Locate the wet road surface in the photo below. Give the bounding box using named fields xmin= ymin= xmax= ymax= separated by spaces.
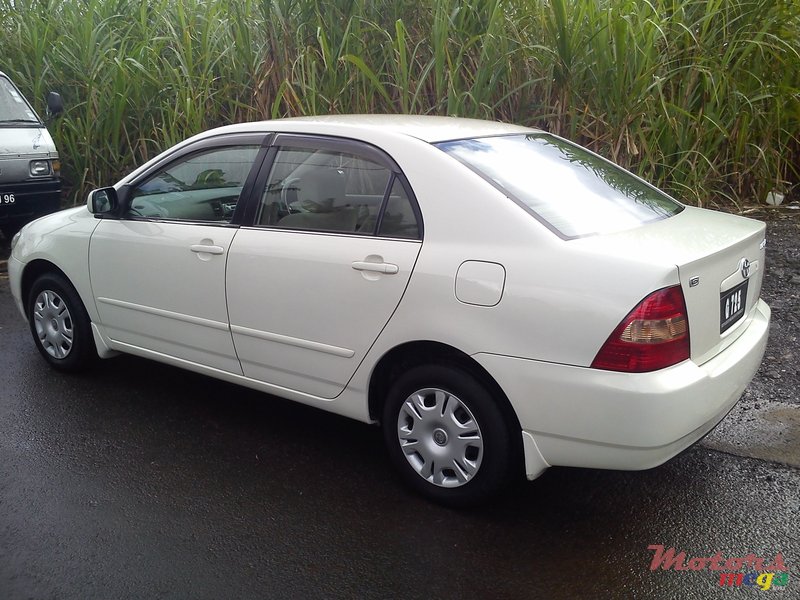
xmin=1 ymin=271 xmax=799 ymax=599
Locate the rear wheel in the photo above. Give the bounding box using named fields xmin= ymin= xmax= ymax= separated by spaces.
xmin=27 ymin=272 xmax=96 ymax=371
xmin=382 ymin=364 xmax=516 ymax=507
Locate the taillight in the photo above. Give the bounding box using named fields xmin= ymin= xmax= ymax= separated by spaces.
xmin=591 ymin=285 xmax=690 ymax=373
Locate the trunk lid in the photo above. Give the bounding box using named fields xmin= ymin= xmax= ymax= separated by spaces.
xmin=575 ymin=206 xmax=766 ymax=365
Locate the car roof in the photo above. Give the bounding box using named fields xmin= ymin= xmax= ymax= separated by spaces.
xmin=118 ymin=115 xmax=541 ymax=186
xmin=201 ymin=114 xmax=538 ymax=144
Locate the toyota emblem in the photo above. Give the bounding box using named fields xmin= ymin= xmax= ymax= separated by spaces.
xmin=740 ymin=258 xmax=751 ymax=279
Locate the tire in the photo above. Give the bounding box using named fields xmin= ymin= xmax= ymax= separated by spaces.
xmin=382 ymin=363 xmax=516 ymax=507
xmin=27 ymin=272 xmax=96 ymax=371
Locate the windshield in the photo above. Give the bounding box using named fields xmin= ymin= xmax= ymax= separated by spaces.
xmin=436 ymin=133 xmax=683 ymax=238
xmin=0 ymin=76 xmax=40 ymax=124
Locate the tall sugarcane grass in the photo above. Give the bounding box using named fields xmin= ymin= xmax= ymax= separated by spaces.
xmin=0 ymin=0 xmax=797 ymax=208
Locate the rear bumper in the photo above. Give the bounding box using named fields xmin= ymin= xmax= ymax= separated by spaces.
xmin=475 ymin=298 xmax=770 ymax=477
xmin=0 ymin=179 xmax=61 ymax=225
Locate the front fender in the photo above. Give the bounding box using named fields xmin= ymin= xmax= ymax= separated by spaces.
xmin=11 ymin=206 xmax=101 ymax=322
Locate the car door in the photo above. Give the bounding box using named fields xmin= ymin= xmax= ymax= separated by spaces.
xmin=226 ymin=134 xmax=423 ymax=398
xmin=88 ymin=134 xmax=268 ymax=373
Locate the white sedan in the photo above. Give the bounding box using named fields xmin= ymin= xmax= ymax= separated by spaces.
xmin=8 ymin=115 xmax=770 ymax=505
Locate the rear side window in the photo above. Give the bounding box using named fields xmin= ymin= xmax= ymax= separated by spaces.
xmin=436 ymin=134 xmax=683 ymax=238
xmin=257 ymin=147 xmax=391 ymax=234
xmin=256 ymin=144 xmax=421 ymax=239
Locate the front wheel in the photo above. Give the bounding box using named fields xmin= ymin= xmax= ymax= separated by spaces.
xmin=382 ymin=364 xmax=517 ymax=507
xmin=27 ymin=272 xmax=96 ymax=371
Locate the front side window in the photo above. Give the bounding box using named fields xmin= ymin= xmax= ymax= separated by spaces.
xmin=437 ymin=134 xmax=683 ymax=238
xmin=127 ymin=145 xmax=260 ymax=222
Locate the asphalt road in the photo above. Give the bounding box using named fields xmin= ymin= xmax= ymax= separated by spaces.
xmin=1 ymin=243 xmax=799 ymax=599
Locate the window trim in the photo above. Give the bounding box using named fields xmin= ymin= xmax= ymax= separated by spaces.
xmin=271 ymin=134 xmax=399 ymax=172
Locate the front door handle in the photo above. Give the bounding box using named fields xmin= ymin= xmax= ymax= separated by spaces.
xmin=351 ymin=261 xmax=399 ymax=275
xmin=190 ymin=244 xmax=225 ymax=255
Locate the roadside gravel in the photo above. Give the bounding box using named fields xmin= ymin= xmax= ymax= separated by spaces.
xmin=751 ymin=208 xmax=800 ymax=405
xmin=701 ymin=206 xmax=800 ymax=466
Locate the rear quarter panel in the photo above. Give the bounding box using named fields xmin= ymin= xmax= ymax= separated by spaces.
xmin=350 ymin=138 xmax=679 ymax=371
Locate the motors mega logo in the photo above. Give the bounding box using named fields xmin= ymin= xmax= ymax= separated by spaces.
xmin=648 ymin=545 xmax=790 ymax=591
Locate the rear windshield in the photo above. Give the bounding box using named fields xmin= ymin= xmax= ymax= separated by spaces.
xmin=0 ymin=76 xmax=40 ymax=125
xmin=436 ymin=133 xmax=683 ymax=238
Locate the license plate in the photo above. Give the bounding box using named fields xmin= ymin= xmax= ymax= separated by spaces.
xmin=720 ymin=280 xmax=748 ymax=333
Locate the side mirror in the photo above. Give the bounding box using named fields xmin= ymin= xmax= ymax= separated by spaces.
xmin=87 ymin=187 xmax=118 ymax=215
xmin=46 ymin=92 xmax=64 ymax=117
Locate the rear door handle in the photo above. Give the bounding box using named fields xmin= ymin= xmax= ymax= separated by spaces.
xmin=351 ymin=261 xmax=399 ymax=275
xmin=190 ymin=244 xmax=225 ymax=255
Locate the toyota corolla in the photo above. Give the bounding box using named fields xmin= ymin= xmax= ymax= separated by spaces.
xmin=8 ymin=115 xmax=770 ymax=505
